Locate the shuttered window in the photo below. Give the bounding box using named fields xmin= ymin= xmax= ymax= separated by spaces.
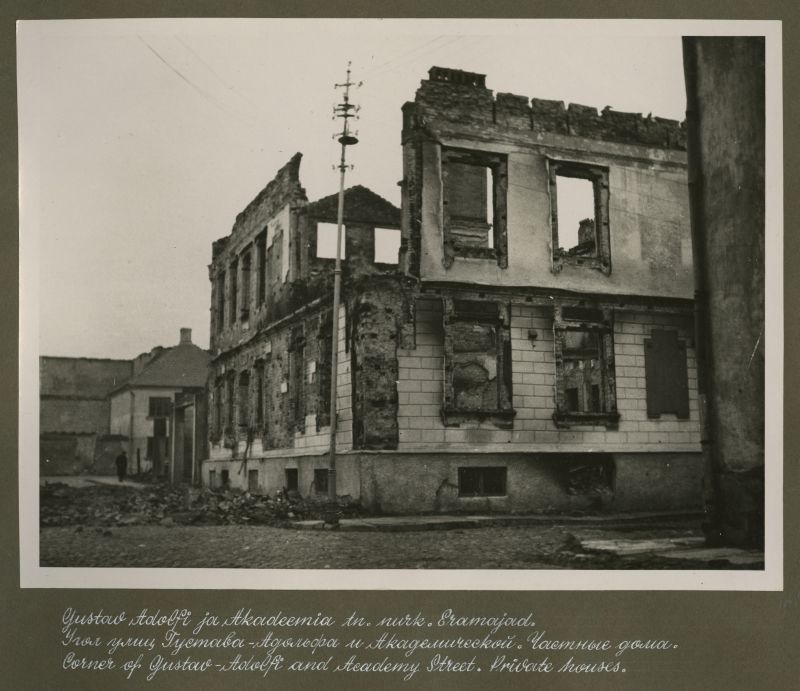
xmin=644 ymin=329 xmax=690 ymax=418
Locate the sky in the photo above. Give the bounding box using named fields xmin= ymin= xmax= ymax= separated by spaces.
xmin=19 ymin=19 xmax=687 ymax=359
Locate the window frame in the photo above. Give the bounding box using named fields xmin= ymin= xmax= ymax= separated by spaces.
xmin=442 ymin=298 xmax=515 ymax=429
xmin=552 ymin=303 xmax=619 ymax=427
xmin=458 ymin=466 xmax=508 ymax=497
xmin=441 ymin=147 xmax=508 ymax=269
xmin=548 ymin=159 xmax=611 ymax=275
xmin=148 ymin=396 xmax=171 ymax=418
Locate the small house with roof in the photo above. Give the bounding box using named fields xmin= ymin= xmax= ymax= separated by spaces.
xmin=109 ymin=328 xmax=210 ymax=481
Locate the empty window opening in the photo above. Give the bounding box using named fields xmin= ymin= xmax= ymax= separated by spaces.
xmin=316 ymin=223 xmax=346 ymax=259
xmin=562 ymin=330 xmax=605 ymax=414
xmin=549 ymin=161 xmax=610 ymax=273
xmin=209 ymin=469 xmax=217 ymax=489
xmin=248 ymin=469 xmax=259 ymax=493
xmin=374 ymin=227 xmax=401 ymax=264
xmin=314 ymin=468 xmax=329 ymax=494
xmin=458 ymin=467 xmax=507 ymax=497
xmin=238 ymin=371 xmax=250 ymax=428
xmin=556 ymin=175 xmax=596 ymax=256
xmin=554 ymin=306 xmax=618 ymax=426
xmin=217 ymin=270 xmax=226 ymax=331
xmin=214 ymin=380 xmax=223 ymax=434
xmin=285 ymin=468 xmax=298 ymax=492
xmin=241 ymin=250 xmax=251 ymax=320
xmin=256 ymin=232 xmax=267 ymax=306
xmin=559 ymin=458 xmax=615 ymax=498
xmin=221 ymin=469 xmax=230 ymax=487
xmin=441 ymin=148 xmax=508 ymax=267
xmin=225 ymin=374 xmax=235 ymax=428
xmin=229 ymin=257 xmax=239 ymax=324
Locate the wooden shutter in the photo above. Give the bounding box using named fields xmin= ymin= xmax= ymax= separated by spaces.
xmin=644 ymin=329 xmax=690 ymax=418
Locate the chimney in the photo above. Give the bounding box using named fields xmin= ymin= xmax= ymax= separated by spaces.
xmin=180 ymin=328 xmax=192 ymax=345
xmin=427 ymin=66 xmax=486 ymax=88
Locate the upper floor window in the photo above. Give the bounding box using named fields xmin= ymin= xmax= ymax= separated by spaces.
xmin=240 ymin=250 xmax=252 ymax=321
xmin=441 ymin=148 xmax=508 ymax=269
xmin=316 ymin=222 xmax=346 ymax=259
xmin=256 ymin=232 xmax=267 ymax=307
xmin=374 ymin=227 xmax=401 ymax=264
xmin=229 ymin=257 xmax=239 ymax=324
xmin=148 ymin=396 xmax=171 ymax=418
xmin=216 ymin=270 xmax=226 ymax=332
xmin=548 ymin=160 xmax=611 ymax=274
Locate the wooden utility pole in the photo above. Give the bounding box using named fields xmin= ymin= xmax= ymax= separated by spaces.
xmin=328 ymin=63 xmax=360 ymax=503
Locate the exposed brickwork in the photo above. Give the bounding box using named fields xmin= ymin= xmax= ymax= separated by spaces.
xmin=350 ymin=278 xmax=404 ymax=450
xmin=412 ymin=66 xmax=686 ymax=150
xmin=206 ymin=155 xmax=400 ymax=486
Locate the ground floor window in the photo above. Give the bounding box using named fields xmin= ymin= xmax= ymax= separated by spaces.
xmin=285 ymin=468 xmax=298 ymax=492
xmin=644 ymin=328 xmax=690 ymax=418
xmin=248 ymin=469 xmax=259 ymax=493
xmin=553 ymin=304 xmax=618 ymax=427
xmin=458 ymin=466 xmax=507 ymax=497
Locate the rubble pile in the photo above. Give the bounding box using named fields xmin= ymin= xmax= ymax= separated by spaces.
xmin=40 ymin=482 xmax=362 ymax=528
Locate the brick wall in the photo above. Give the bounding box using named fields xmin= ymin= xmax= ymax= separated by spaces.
xmin=396 ymin=298 xmax=700 ymax=452
xmin=40 ymin=357 xmax=132 ymax=399
xmin=207 ymin=304 xmax=352 ymax=463
xmin=40 ymin=398 xmax=110 ymax=435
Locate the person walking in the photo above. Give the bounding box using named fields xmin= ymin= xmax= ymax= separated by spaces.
xmin=115 ymin=450 xmax=128 ymax=483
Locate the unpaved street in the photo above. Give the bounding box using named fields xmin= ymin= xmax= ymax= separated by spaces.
xmin=40 ymin=522 xmax=721 ymax=570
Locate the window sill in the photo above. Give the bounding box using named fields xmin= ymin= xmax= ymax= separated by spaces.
xmin=552 ymin=252 xmax=611 ymax=275
xmin=450 ymin=244 xmax=497 ymax=261
xmin=553 ymin=411 xmax=620 ymax=429
xmin=442 ymin=407 xmax=516 ymax=430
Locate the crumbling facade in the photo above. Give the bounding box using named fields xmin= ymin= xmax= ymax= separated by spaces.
xmin=204 ymin=68 xmax=702 ymax=515
xmin=204 ymin=155 xmax=403 ymax=495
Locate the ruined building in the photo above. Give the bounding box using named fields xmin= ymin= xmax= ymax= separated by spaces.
xmin=204 ymin=156 xmax=402 ymax=495
xmin=205 ymin=67 xmax=701 ymax=514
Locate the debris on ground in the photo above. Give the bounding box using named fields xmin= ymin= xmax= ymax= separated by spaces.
xmin=40 ymin=481 xmax=362 ymax=528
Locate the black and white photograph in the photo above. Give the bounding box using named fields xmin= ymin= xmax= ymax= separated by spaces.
xmin=17 ymin=19 xmax=781 ymax=588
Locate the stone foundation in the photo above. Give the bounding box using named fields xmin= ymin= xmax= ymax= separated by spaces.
xmin=202 ymin=451 xmax=703 ymax=515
